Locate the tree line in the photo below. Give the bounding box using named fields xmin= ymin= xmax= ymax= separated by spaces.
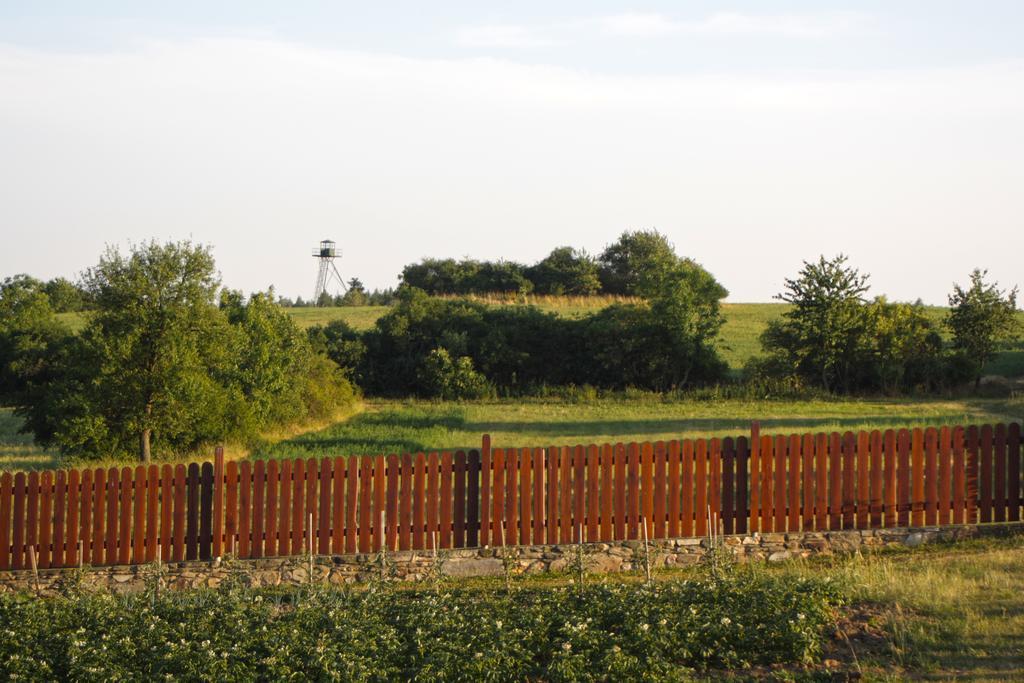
xmin=0 ymin=233 xmax=1019 ymax=464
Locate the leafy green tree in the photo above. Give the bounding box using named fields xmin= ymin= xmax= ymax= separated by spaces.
xmin=418 ymin=347 xmax=492 ymax=399
xmin=42 ymin=277 xmax=90 ymax=313
xmin=861 ymin=298 xmax=944 ymax=394
xmin=339 ymin=278 xmax=369 ymax=306
xmin=947 ymin=269 xmax=1020 ymax=388
xmin=598 ymin=230 xmax=727 ymax=302
xmin=527 ymin=247 xmax=601 ymax=295
xmin=761 ymin=255 xmax=870 ymax=393
xmin=0 ymin=275 xmax=70 ymax=404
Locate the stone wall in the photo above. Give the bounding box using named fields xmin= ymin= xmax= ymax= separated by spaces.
xmin=1 ymin=522 xmax=1020 ymax=595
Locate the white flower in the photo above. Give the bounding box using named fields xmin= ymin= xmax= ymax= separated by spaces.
xmin=562 ymin=642 xmax=572 ymax=651
xmin=640 ymin=623 xmax=650 ymax=632
xmin=495 ymin=620 xmax=503 ymax=629
xmin=720 ymin=617 xmax=731 ymax=626
xmin=658 ymin=619 xmax=667 ymax=626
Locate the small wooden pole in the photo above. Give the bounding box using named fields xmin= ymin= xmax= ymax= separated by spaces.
xmin=308 ymin=512 xmax=314 ymax=583
xmin=28 ymin=545 xmax=40 ymax=595
xmin=641 ymin=516 xmax=652 ymax=585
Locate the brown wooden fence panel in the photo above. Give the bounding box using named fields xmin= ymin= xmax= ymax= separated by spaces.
xmin=560 ymin=446 xmax=573 ymax=543
xmin=237 ymin=462 xmax=250 ymax=559
xmin=159 ymin=465 xmax=173 ymax=561
xmin=722 ymin=437 xmax=736 ymax=535
xmin=695 ymin=439 xmax=709 ymax=536
xmin=12 ymin=472 xmax=26 ymax=570
xmin=883 ymin=430 xmax=896 ymax=528
xmin=401 ymin=453 xmax=414 ymax=551
xmin=38 ymin=471 xmax=52 ymax=569
xmin=600 ymin=444 xmax=614 ymax=541
xmin=966 ymin=426 xmax=979 ymax=524
xmin=518 ymin=448 xmax=531 ymax=546
xmin=574 ymin=445 xmax=586 ymax=538
xmin=787 ymin=435 xmax=800 ymax=532
xmin=412 ymin=453 xmax=426 ymax=550
xmin=52 ymin=471 xmax=67 ymax=568
xmin=800 ymin=434 xmax=813 ymax=532
xmin=453 ymin=450 xmax=467 ymax=549
xmin=924 ymin=428 xmax=938 ymax=526
xmin=938 ymin=427 xmax=952 ymax=527
xmin=681 ymin=440 xmax=694 ymax=537
xmin=265 ymin=460 xmax=279 ymax=557
xmin=856 ymin=432 xmax=869 ymax=529
xmin=213 ymin=447 xmax=224 ymax=559
xmin=748 ymin=432 xmax=760 ymax=533
xmin=979 ymin=425 xmax=993 ymax=524
xmin=0 ymin=472 xmax=11 ymax=570
xmin=318 ymin=458 xmax=331 ymax=555
xmin=358 ymin=456 xmax=371 ymax=553
xmin=772 ymin=435 xmax=786 ymax=533
xmin=130 ymin=466 xmax=144 ymax=564
xmin=345 ymin=457 xmax=358 ymax=553
xmin=66 ymin=469 xmax=80 ymax=567
xmin=441 ymin=451 xmax=454 ymax=549
xmin=279 ymin=459 xmax=292 ymax=557
xmin=614 ymin=444 xmax=627 ymax=540
xmin=473 ymin=446 xmax=486 ymax=548
xmin=953 ymin=426 xmax=966 ymax=525
xmin=249 ymin=460 xmax=264 ymax=560
xmin=761 ymin=435 xmax=774 ymax=533
xmin=490 ymin=448 xmax=504 ymax=547
xmin=897 ymin=430 xmax=911 ymax=527
xmin=841 ymin=433 xmax=855 ymax=530
xmin=641 ymin=442 xmax=654 ymax=536
xmin=386 ymin=454 xmax=399 ymax=552
xmin=994 ymin=424 xmax=1007 ymax=523
xmin=736 ymin=436 xmax=749 ymax=535
xmin=200 ymin=462 xmax=213 ymax=560
xmin=187 ymin=462 xmax=202 ymax=561
xmin=710 ymin=438 xmax=723 ymax=533
xmin=667 ymin=440 xmax=681 ymax=537
xmin=536 ymin=447 xmax=548 ymax=545
xmin=1009 ymin=423 xmax=1022 ymax=523
xmin=544 ymin=446 xmax=558 ymax=544
xmin=586 ymin=445 xmax=599 ymax=543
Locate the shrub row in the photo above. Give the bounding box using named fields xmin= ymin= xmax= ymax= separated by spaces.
xmin=0 ymin=569 xmax=842 ymax=681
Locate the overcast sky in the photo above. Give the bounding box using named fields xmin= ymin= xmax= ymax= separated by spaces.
xmin=1 ymin=1 xmax=1021 ymax=304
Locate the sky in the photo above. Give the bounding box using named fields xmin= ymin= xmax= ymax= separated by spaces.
xmin=1 ymin=1 xmax=1022 ymax=304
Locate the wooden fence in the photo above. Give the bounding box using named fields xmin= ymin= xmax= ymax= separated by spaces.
xmin=0 ymin=422 xmax=1020 ymax=570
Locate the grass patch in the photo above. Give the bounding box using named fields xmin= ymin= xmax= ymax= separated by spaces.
xmin=256 ymin=396 xmax=1024 ymax=460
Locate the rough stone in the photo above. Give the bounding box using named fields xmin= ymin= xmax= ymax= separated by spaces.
xmin=767 ymin=551 xmax=792 ymax=563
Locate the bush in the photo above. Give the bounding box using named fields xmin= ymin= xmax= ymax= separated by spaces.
xmin=0 ymin=569 xmax=842 ymax=680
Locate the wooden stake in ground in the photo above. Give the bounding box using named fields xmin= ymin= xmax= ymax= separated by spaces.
xmin=641 ymin=517 xmax=652 ymax=585
xmin=28 ymin=545 xmax=40 ymax=596
xmin=308 ymin=512 xmax=315 ymax=584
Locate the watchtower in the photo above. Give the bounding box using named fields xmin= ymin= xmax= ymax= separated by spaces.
xmin=312 ymin=239 xmax=347 ymax=305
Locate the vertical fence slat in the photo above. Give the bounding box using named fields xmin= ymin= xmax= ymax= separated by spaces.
xmin=479 ymin=439 xmax=491 ymax=548
xmin=236 ymin=462 xmax=250 ymax=559
xmin=160 ymin=465 xmax=174 ymax=562
xmin=38 ymin=471 xmax=52 ymax=569
xmin=66 ymin=469 xmax=80 ymax=568
xmin=640 ymin=442 xmax=654 ymax=537
xmin=372 ymin=455 xmax=385 ymax=552
xmin=52 ymin=471 xmax=66 ymax=568
xmin=265 ymin=460 xmax=279 ymax=557
xmin=12 ymin=473 xmax=26 ymax=570
xmin=345 ymin=457 xmax=358 ymax=553
xmin=290 ymin=459 xmax=305 ymax=556
xmin=440 ymin=451 xmax=454 ymax=549
xmin=909 ymin=428 xmax=924 ymax=527
xmin=612 ymin=444 xmax=626 ymax=540
xmin=130 ymin=466 xmax=145 ymax=564
xmin=761 ymin=435 xmax=774 ymax=533
xmin=627 ymin=443 xmax=641 ymax=539
xmin=600 ymin=444 xmax=614 ymax=541
xmin=883 ymin=430 xmax=897 ymax=528
xmin=250 ymin=460 xmax=264 ymax=560
xmin=200 ymin=462 xmax=213 ymax=560
xmin=681 ymin=440 xmax=694 ymax=537
xmin=400 ymin=454 xmax=414 ymax=551
xmin=735 ymin=436 xmax=749 ymax=535
xmin=559 ymin=446 xmax=572 ymax=543
xmin=938 ymin=427 xmax=952 ymax=527
xmin=723 ymin=437 xmax=736 ymax=535
xmin=828 ymin=433 xmax=842 ymax=530
xmin=413 ymin=453 xmax=426 ymax=550
xmin=505 ymin=448 xmax=519 ymax=548
xmin=585 ymin=445 xmax=599 ymax=543
xmin=386 ymin=454 xmax=400 ymax=552
xmin=800 ymin=434 xmax=814 ymax=532
xmin=786 ymin=435 xmax=799 ymax=532
xmin=897 ymin=430 xmax=911 ymax=527
xmin=490 ymin=448 xmax=504 ymax=546
xmin=773 ymin=435 xmax=787 ymax=533
xmin=856 ymin=432 xmax=869 ymax=529
xmin=454 ymin=450 xmax=467 ymax=548
xmin=953 ymin=426 xmax=966 ymax=525
xmin=1009 ymin=423 xmax=1021 ymax=523
xmin=185 ymin=463 xmax=201 ymax=562
xmin=0 ymin=473 xmax=12 ymax=570
xmin=667 ymin=440 xmax=681 ymax=537
xmin=966 ymin=426 xmax=979 ymax=524
xmin=654 ymin=441 xmax=668 ymax=538
xmin=841 ymin=433 xmax=855 ymax=530
xmin=212 ymin=447 xmax=224 ymax=559
xmin=573 ymin=445 xmax=586 ymax=538
xmin=748 ymin=433 xmax=761 ymax=534
xmin=536 ymin=447 xmax=548 ymax=545
xmin=171 ymin=465 xmax=186 ymax=562
xmin=144 ymin=465 xmax=158 ymax=562
xmin=358 ymin=456 xmax=372 ymax=553
xmin=868 ymin=431 xmax=882 ymax=529
xmin=318 ymin=458 xmax=331 ymax=555
xmin=994 ymin=424 xmax=1007 ymax=523
xmin=544 ymin=446 xmax=558 ymax=544
xmin=26 ymin=472 xmax=39 ymax=569
xmin=278 ymin=460 xmax=292 ymax=557
xmin=694 ymin=440 xmax=708 ymax=536
xmin=925 ymin=428 xmax=939 ymax=526
xmin=103 ymin=468 xmax=118 ymax=566
xmin=518 ymin=448 xmax=531 ymax=546
xmin=979 ymin=425 xmax=993 ymax=524
xmin=306 ymin=458 xmax=319 ymax=553
xmin=115 ymin=468 xmax=131 ymax=566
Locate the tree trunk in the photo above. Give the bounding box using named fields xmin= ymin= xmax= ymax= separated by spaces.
xmin=140 ymin=428 xmax=151 ymax=463
xmin=139 ymin=402 xmax=153 ymax=463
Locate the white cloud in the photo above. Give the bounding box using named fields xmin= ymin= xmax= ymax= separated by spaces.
xmin=454 ymin=24 xmax=559 ymax=49
xmin=598 ymin=11 xmax=869 ymax=39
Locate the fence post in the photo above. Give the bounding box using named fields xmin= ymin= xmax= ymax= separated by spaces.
xmin=213 ymin=446 xmax=224 ymax=558
xmin=750 ymin=421 xmax=760 ymax=533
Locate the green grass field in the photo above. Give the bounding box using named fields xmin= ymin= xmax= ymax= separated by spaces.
xmin=252 ymin=396 xmax=1024 ymax=461
xmin=57 ymin=301 xmax=1024 ymax=377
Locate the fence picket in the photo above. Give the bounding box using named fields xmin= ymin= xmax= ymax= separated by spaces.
xmin=613 ymin=444 xmax=627 ymax=540
xmin=924 ymin=428 xmax=938 ymax=526
xmin=518 ymin=448 xmax=531 ymax=546
xmin=869 ymin=431 xmax=883 ymax=529
xmin=1009 ymin=423 xmax=1021 ymax=523
xmin=279 ymin=460 xmax=292 ymax=557
xmin=735 ymin=436 xmax=749 ymax=535
xmin=856 ymin=432 xmax=869 ymax=529
xmin=774 ymin=435 xmax=787 ymax=533
xmin=979 ymin=425 xmax=993 ymax=524
xmin=786 ymin=435 xmax=799 ymax=532
xmin=883 ymin=430 xmax=897 ymax=528
xmin=994 ymin=424 xmax=1007 ymax=523
xmin=600 ymin=444 xmax=614 ymax=541
xmin=441 ymin=451 xmax=454 ymax=549
xmin=454 ymin=450 xmax=467 ymax=548
xmin=266 ymin=460 xmax=279 ymax=557
xmin=145 ymin=465 xmax=158 ymax=562
xmin=250 ymin=461 xmax=264 ymax=560
xmin=38 ymin=471 xmax=53 ymax=569
xmin=413 ymin=453 xmax=426 ymax=550
xmin=536 ymin=447 xmax=548 ymax=544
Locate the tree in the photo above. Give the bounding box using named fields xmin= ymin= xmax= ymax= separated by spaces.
xmin=42 ymin=277 xmax=89 ymax=313
xmin=527 ymin=247 xmax=601 ymax=295
xmin=339 ymin=278 xmax=369 ymax=306
xmin=0 ymin=275 xmax=70 ymax=404
xmin=947 ymin=269 xmax=1020 ymax=388
xmin=762 ymin=255 xmax=870 ymax=393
